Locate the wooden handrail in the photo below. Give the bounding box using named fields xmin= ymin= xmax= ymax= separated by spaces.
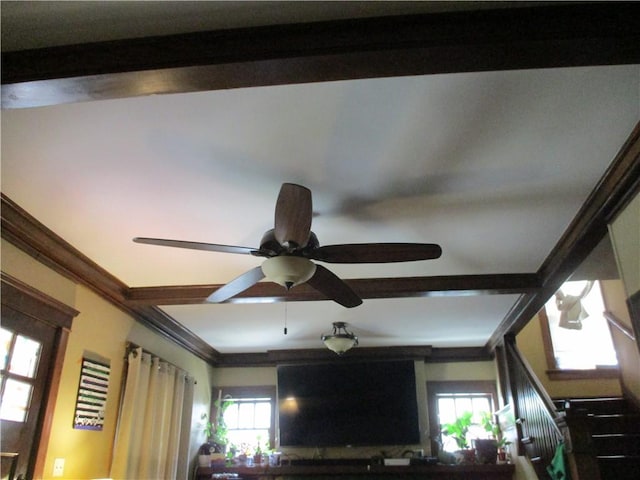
xmin=604 ymin=310 xmax=636 ymax=341
xmin=505 ymin=340 xmax=564 ymax=438
xmin=503 ymin=336 xmax=566 ymax=479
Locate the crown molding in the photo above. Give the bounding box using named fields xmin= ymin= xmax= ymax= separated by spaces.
xmin=1 ymin=193 xmax=221 ymax=365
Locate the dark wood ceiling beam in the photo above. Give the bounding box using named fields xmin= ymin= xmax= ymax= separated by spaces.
xmin=125 ymin=273 xmax=540 ymax=305
xmin=216 ymin=345 xmax=492 ymax=367
xmin=3 ymin=3 xmax=639 ymax=108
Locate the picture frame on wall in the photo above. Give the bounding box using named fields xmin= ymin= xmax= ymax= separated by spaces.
xmin=72 ymin=352 xmax=111 ymax=431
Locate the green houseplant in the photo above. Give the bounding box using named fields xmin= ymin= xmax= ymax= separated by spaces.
xmin=474 ymin=412 xmax=511 ymax=464
xmin=441 ymin=411 xmax=475 ymax=464
xmin=253 ymin=434 xmax=265 ymax=465
xmin=198 ymin=412 xmax=216 ymax=467
xmin=201 ymin=396 xmax=234 ymax=460
xmin=215 ymin=396 xmax=234 ymax=449
xmin=442 ymin=411 xmax=472 ymax=450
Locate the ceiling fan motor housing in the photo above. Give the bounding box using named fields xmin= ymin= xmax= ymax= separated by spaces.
xmin=259 ymin=229 xmax=319 ymax=255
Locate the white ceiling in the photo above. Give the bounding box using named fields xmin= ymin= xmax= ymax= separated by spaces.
xmin=2 ymin=2 xmax=639 ymax=354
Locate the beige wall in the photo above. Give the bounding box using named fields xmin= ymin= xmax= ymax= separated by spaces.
xmin=1 ymin=238 xmax=77 ymax=306
xmin=608 ymin=191 xmax=640 ymax=402
xmin=601 ymin=280 xmax=640 ymax=401
xmin=424 ymin=361 xmax=497 ymax=383
xmin=609 ymin=191 xmax=640 ymax=296
xmin=1 ymin=240 xmax=215 ymax=480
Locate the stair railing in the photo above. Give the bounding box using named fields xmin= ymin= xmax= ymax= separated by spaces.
xmin=604 ymin=310 xmax=636 ymax=342
xmin=502 ymin=335 xmax=567 ymax=478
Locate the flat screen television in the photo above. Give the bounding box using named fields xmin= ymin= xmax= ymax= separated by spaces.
xmin=277 ymin=359 xmax=420 ymax=447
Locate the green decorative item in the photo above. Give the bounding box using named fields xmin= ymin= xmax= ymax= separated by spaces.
xmin=476 ymin=411 xmax=511 ymax=464
xmin=442 ymin=411 xmax=473 ymax=449
xmin=480 ymin=411 xmax=511 ymax=448
xmin=202 ymin=395 xmax=234 ymax=454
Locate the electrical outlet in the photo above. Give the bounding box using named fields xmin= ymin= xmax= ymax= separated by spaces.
xmin=53 ymin=458 xmax=64 ymax=477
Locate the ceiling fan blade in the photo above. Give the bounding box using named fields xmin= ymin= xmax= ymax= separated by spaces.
xmin=274 ymin=183 xmax=312 ymax=249
xmin=206 ymin=266 xmax=265 ymax=303
xmin=306 ymin=264 xmax=362 ymax=308
xmin=309 ymin=243 xmax=442 ymax=263
xmin=133 ymin=237 xmax=261 ymax=256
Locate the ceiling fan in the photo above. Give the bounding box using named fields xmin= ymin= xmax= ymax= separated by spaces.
xmin=133 ymin=183 xmax=442 ymax=308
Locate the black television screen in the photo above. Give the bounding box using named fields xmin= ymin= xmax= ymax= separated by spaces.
xmin=277 ymin=359 xmax=420 ymax=447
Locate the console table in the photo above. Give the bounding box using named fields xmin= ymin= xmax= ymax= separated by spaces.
xmin=196 ymin=463 xmax=515 ymax=480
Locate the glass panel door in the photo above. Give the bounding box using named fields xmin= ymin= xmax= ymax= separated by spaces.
xmin=0 ymin=307 xmax=57 ymax=480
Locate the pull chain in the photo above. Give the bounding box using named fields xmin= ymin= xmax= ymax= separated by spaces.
xmin=284 ymin=302 xmax=288 ymax=335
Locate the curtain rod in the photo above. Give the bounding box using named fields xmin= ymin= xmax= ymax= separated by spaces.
xmin=125 ymin=341 xmax=195 ymax=383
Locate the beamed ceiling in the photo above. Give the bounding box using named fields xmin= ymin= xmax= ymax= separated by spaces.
xmin=1 ymin=2 xmax=639 ymax=366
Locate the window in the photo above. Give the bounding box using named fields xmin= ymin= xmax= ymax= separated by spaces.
xmin=0 ymin=327 xmax=42 ymax=422
xmin=215 ymin=386 xmax=275 ymax=452
xmin=427 ymin=381 xmax=498 ymax=454
xmin=540 ymin=280 xmax=618 ymax=378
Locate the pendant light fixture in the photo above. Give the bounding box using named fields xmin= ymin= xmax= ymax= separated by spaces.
xmin=321 ymin=322 xmax=358 ymax=355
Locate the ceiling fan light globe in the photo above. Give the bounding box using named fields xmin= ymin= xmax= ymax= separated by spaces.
xmin=322 ymin=335 xmax=358 ymax=355
xmin=261 ymin=256 xmax=316 ymax=288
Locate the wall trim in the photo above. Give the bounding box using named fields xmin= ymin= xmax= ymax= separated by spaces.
xmin=216 ymin=346 xmax=492 ymax=367
xmin=1 ymin=272 xmax=79 ymax=327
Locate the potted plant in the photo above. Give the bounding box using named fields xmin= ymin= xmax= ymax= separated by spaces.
xmin=474 ymin=412 xmax=511 ymax=464
xmin=252 ymin=434 xmax=271 ymax=465
xmin=253 ymin=439 xmax=263 ymax=465
xmin=198 ymin=439 xmax=212 ymax=468
xmin=441 ymin=411 xmax=475 ymax=464
xmin=209 ymin=396 xmax=234 ymax=452
xmin=198 ymin=413 xmax=216 ymax=467
xmin=236 ymin=442 xmax=251 ymax=465
xmin=200 ymin=396 xmax=234 ymax=466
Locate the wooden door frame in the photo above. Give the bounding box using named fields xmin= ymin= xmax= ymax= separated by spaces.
xmin=1 ymin=273 xmax=78 ymax=479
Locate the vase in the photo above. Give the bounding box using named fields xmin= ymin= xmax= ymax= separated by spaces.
xmin=474 ymin=439 xmax=498 ymax=464
xmin=212 ymin=441 xmax=227 ymax=454
xmin=453 ymin=448 xmax=476 ymax=464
